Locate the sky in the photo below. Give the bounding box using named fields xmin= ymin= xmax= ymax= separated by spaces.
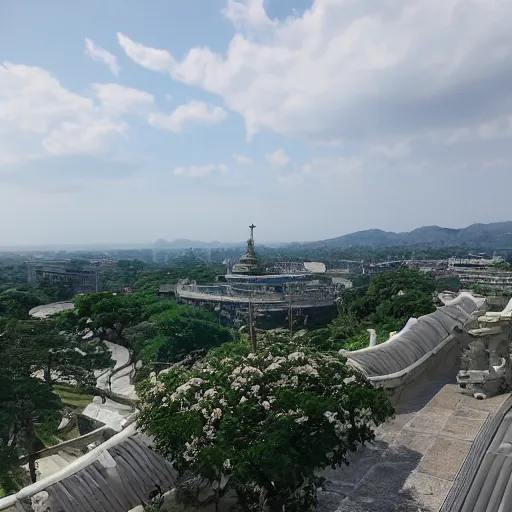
xmin=1 ymin=0 xmax=512 ymax=246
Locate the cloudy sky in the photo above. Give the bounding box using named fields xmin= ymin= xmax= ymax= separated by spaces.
xmin=1 ymin=0 xmax=512 ymax=246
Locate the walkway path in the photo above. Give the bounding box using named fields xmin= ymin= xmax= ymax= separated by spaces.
xmin=318 ymin=368 xmax=509 ymax=512
xmin=82 ymin=340 xmax=137 ymax=431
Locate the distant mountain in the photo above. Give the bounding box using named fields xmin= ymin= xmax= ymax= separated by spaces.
xmin=299 ymin=222 xmax=512 ymax=249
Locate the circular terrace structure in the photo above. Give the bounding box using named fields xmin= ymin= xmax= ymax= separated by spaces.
xmin=176 ymin=224 xmax=338 ymax=329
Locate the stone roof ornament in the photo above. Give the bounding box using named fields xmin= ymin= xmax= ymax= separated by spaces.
xmin=231 ymin=223 xmax=264 ymax=275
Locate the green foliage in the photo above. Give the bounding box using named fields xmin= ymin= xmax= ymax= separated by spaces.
xmin=0 ymin=288 xmax=47 ymax=319
xmin=0 ymin=358 xmax=63 ymax=489
xmin=142 ymin=306 xmax=233 ymax=365
xmin=134 ymin=263 xmax=225 ymax=294
xmin=366 ymin=268 xmax=436 ymax=302
xmin=138 ymin=336 xmax=393 ymax=511
xmin=73 ymin=291 xmax=160 ymax=339
xmin=472 ymin=284 xmax=494 ymax=296
xmin=317 ymin=269 xmax=437 ymax=352
xmin=0 ymin=312 xmax=112 ymax=487
xmin=492 ymin=261 xmax=512 ymax=270
xmin=100 ymin=259 xmax=147 ymax=292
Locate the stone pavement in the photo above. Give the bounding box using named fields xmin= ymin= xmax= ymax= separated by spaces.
xmin=318 ymin=369 xmax=509 ymax=512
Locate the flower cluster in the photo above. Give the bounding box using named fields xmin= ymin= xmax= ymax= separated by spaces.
xmin=138 ymin=338 xmax=393 ymax=511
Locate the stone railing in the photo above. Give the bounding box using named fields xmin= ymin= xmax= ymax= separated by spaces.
xmin=344 ymin=293 xmax=486 ymax=405
xmin=453 ymin=298 xmax=512 ymax=399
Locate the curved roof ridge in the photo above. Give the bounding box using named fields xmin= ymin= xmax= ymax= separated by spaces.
xmin=344 ymin=292 xmax=484 ymax=380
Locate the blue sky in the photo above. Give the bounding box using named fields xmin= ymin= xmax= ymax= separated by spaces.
xmin=2 ymin=0 xmax=512 ymax=246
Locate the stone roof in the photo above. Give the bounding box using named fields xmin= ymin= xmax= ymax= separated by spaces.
xmin=345 ymin=295 xmax=482 ymax=379
xmin=0 ymin=425 xmax=176 ymax=512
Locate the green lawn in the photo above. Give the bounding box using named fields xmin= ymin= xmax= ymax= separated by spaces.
xmin=53 ymin=384 xmax=93 ymax=408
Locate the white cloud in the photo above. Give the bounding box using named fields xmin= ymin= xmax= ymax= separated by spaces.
xmin=372 ymin=140 xmax=412 ymax=159
xmin=0 ymin=61 xmax=154 ymax=165
xmin=85 ymin=38 xmax=121 ymax=76
xmin=43 ymin=119 xmax=127 ymax=156
xmin=233 ymin=153 xmax=254 ymax=165
xmin=92 ymin=83 xmax=155 ymax=114
xmin=117 ymin=1 xmax=512 ymax=145
xmin=278 ymin=155 xmax=362 ymax=185
xmin=148 ymin=100 xmax=227 ymax=132
xmin=117 ymin=32 xmax=175 ymax=73
xmin=222 ymin=0 xmax=277 ymax=29
xmin=173 ymin=164 xmax=229 ymax=178
xmin=266 ymin=148 xmax=290 ymax=168
xmin=299 ymin=156 xmax=362 ymax=179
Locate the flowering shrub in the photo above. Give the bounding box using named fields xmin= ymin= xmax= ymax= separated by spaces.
xmin=138 ymin=338 xmax=393 ymax=511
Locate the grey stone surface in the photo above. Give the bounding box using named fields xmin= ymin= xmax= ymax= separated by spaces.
xmin=418 ymin=437 xmax=473 ymax=481
xmin=319 ymin=368 xmax=507 ymax=512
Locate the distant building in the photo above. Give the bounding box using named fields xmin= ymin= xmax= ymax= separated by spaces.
xmin=172 ymin=224 xmax=339 ymax=329
xmin=27 ymin=261 xmax=99 ymax=294
xmin=448 ymin=256 xmax=512 ymax=291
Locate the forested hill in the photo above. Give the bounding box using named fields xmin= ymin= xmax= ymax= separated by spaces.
xmin=295 ymin=221 xmax=512 ymax=249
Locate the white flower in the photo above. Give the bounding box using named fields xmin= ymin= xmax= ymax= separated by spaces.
xmin=251 ymin=385 xmax=260 ymax=395
xmin=176 ymin=383 xmax=192 ymax=394
xmin=204 ymin=388 xmax=217 ymax=398
xmin=292 ymin=364 xmax=319 ymax=377
xmin=231 ymin=366 xmax=243 ymax=376
xmin=288 ymin=352 xmax=305 ymax=361
xmin=247 ymin=352 xmax=257 ymax=359
xmin=176 ymin=377 xmax=204 ymax=394
xmin=324 ymin=411 xmax=337 ymax=423
xmin=295 ymin=416 xmax=309 ymax=424
xmin=343 ymin=375 xmax=356 ymax=384
xmin=223 ymin=459 xmax=232 ymax=469
xmin=149 ymin=372 xmax=157 ymax=385
xmin=240 ymin=396 xmax=248 ymax=404
xmin=265 ymin=362 xmax=282 ymax=372
xmin=219 ymin=398 xmax=228 ymax=407
xmin=262 ymin=401 xmax=271 ymax=410
xmin=211 ymin=408 xmax=223 ymax=420
xmin=241 ymin=366 xmax=264 ymax=377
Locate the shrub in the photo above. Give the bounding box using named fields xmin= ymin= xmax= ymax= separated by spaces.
xmin=138 ymin=339 xmax=393 ymax=511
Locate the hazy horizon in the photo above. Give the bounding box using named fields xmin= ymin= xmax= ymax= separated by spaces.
xmin=1 ymin=219 xmax=511 ymax=251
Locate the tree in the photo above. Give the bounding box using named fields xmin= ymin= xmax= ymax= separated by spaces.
xmin=0 ymin=335 xmax=63 ymax=485
xmin=0 ymin=289 xmax=47 ymax=320
xmin=366 ymin=268 xmax=436 ymax=303
xmin=142 ymin=306 xmax=234 ymax=365
xmin=2 ymin=319 xmax=112 ymax=388
xmin=73 ymin=292 xmax=157 ymax=340
xmin=138 ymin=336 xmax=393 ymax=511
